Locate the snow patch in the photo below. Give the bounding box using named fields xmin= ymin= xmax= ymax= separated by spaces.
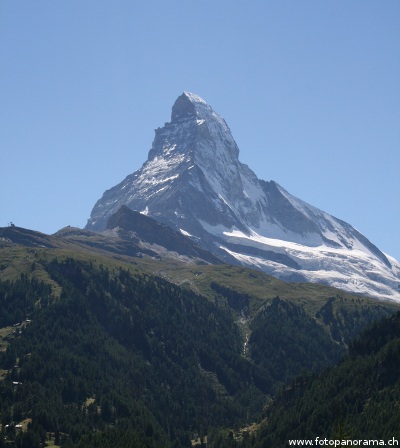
xmin=180 ymin=229 xmax=192 ymax=237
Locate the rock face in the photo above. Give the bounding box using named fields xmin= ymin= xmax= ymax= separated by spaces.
xmin=104 ymin=205 xmax=221 ymax=264
xmin=86 ymin=92 xmax=400 ymax=301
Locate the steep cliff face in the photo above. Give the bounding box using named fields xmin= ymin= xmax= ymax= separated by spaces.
xmin=86 ymin=92 xmax=400 ymax=301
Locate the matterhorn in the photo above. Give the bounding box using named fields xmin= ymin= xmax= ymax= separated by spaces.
xmin=87 ymin=92 xmax=400 ymax=301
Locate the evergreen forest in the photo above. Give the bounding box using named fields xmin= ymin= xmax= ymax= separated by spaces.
xmin=0 ymin=237 xmax=399 ymax=447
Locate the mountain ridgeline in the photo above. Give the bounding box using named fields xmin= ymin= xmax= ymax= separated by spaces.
xmin=105 ymin=205 xmax=221 ymax=264
xmin=86 ymin=92 xmax=400 ymax=301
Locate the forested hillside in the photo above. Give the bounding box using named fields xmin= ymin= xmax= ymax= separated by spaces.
xmin=214 ymin=311 xmax=400 ymax=447
xmin=0 ymin=230 xmax=399 ymax=447
xmin=0 ymin=259 xmax=270 ymax=447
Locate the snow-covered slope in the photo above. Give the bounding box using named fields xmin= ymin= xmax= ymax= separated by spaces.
xmin=86 ymin=92 xmax=400 ymax=301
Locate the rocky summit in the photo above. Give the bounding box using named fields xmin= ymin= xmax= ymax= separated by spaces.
xmin=86 ymin=92 xmax=400 ymax=301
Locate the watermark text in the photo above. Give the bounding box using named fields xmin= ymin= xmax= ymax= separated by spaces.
xmin=288 ymin=437 xmax=399 ymax=446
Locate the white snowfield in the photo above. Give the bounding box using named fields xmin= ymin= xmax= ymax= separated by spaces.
xmin=218 ymin=227 xmax=400 ymax=301
xmin=87 ymin=92 xmax=400 ymax=302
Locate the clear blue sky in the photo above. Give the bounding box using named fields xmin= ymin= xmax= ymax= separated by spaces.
xmin=1 ymin=1 xmax=399 ymax=260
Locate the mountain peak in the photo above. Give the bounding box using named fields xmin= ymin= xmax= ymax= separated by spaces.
xmin=171 ymin=92 xmax=196 ymax=122
xmin=182 ymin=91 xmax=207 ymax=105
xmin=149 ymin=91 xmax=239 ymax=168
xmin=86 ymin=94 xmax=400 ymax=301
xmin=171 ymin=91 xmax=209 ymax=122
